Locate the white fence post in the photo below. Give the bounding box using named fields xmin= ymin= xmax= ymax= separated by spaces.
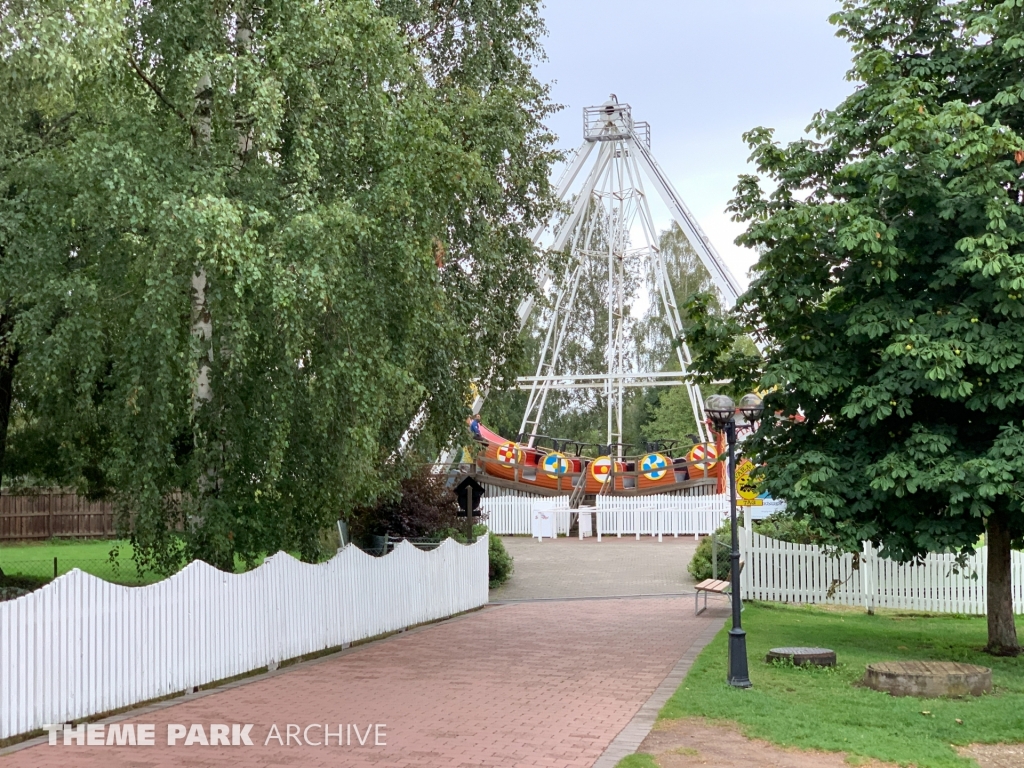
xmin=739 ymin=522 xmax=750 ymax=599
xmin=1015 ymin=549 xmax=1024 ymax=615
xmin=861 ymin=541 xmax=874 ymax=614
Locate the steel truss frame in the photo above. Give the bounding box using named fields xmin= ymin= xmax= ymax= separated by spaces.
xmin=512 ymin=99 xmax=741 ymax=455
xmin=448 ymin=98 xmax=742 ymax=466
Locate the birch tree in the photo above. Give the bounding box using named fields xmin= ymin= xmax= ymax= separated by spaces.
xmin=1 ymin=0 xmax=555 ymax=571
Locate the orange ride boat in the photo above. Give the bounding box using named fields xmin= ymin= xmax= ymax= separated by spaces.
xmin=468 ymin=418 xmax=722 ymax=497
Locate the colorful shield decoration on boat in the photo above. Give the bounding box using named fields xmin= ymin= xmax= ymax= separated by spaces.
xmin=687 ymin=443 xmax=719 ymax=472
xmin=541 ymin=451 xmax=570 ymax=478
xmin=640 ymin=452 xmax=670 ymax=481
xmin=590 ymin=455 xmax=613 ymax=484
xmin=495 ymin=441 xmax=524 ymax=465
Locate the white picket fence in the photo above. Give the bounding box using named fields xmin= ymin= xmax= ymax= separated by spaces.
xmin=0 ymin=538 xmax=488 ymax=741
xmin=479 ymin=494 xmax=734 ymax=539
xmin=741 ymin=529 xmax=1024 ymax=615
xmin=595 ymin=495 xmax=730 ymax=539
xmin=480 ymin=496 xmax=571 ymax=535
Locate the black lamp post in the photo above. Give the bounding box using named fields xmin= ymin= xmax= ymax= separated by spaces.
xmin=703 ymin=392 xmax=763 ymax=688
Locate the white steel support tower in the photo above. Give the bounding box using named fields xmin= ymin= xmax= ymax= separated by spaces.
xmin=511 ymin=98 xmax=742 ymax=455
xmin=442 ymin=97 xmax=743 ymax=468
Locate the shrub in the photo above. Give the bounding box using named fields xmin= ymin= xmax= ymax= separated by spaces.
xmin=349 ymin=469 xmax=460 ymax=542
xmin=754 ymin=512 xmax=817 ymax=545
xmin=436 ymin=522 xmax=487 ymax=544
xmin=488 ymin=533 xmax=513 ymax=588
xmin=350 ymin=471 xmax=512 ymax=586
xmin=689 ymin=520 xmax=735 ymax=582
xmin=0 ymin=572 xmax=49 ymax=603
xmin=688 ymin=513 xmax=820 ymax=582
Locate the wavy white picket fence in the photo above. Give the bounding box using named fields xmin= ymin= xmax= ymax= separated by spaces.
xmin=0 ymin=538 xmax=488 ymax=741
xmin=741 ymin=530 xmax=1024 ymax=615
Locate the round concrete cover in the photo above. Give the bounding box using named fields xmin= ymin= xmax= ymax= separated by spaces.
xmin=766 ymin=647 xmax=837 ymax=666
xmin=864 ymin=661 xmax=992 ymax=698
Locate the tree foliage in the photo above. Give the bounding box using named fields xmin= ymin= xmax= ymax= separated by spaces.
xmin=0 ymin=0 xmax=555 ymax=572
xmin=348 ymin=468 xmax=459 ymax=540
xmin=638 ymin=223 xmax=718 ymax=370
xmin=686 ymin=0 xmax=1024 ymax=654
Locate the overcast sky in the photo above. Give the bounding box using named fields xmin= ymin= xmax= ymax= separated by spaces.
xmin=534 ymin=0 xmax=856 ymax=289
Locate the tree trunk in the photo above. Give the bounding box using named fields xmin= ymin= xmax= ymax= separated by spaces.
xmin=192 ymin=67 xmax=213 ymax=408
xmin=985 ymin=509 xmax=1020 ymax=656
xmin=191 ymin=269 xmax=213 ymax=408
xmin=0 ymin=313 xmax=17 ymax=493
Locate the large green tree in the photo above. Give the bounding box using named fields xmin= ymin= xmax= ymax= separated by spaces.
xmin=0 ymin=1 xmax=120 ymax=494
xmin=1 ymin=0 xmax=555 ymax=571
xmin=688 ymin=0 xmax=1024 ymax=655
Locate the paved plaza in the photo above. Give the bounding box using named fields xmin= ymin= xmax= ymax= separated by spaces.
xmin=2 ymin=537 xmax=724 ymax=768
xmin=491 ymin=534 xmax=699 ymax=601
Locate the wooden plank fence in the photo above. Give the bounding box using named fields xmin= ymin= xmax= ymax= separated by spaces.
xmin=0 ymin=490 xmax=115 ymax=541
xmin=741 ymin=528 xmax=1024 ymax=615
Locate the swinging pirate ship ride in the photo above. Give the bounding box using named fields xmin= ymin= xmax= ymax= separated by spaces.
xmin=448 ymin=99 xmax=748 ymax=507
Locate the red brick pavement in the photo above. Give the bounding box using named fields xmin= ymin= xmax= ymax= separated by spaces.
xmin=2 ymin=597 xmax=725 ymax=767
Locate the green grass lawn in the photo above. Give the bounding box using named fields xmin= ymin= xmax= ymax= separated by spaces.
xmin=0 ymin=539 xmax=271 ymax=586
xmin=655 ymin=603 xmax=1024 ymax=768
xmin=0 ymin=539 xmax=160 ymax=585
xmin=613 ymin=756 xmax=658 ymax=768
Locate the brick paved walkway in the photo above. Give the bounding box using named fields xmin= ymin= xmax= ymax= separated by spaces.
xmin=3 ymin=598 xmax=726 ymax=768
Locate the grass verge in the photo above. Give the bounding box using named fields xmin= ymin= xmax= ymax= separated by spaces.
xmin=659 ymin=603 xmax=1024 ymax=768
xmin=0 ymin=539 xmax=158 ymax=586
xmin=0 ymin=539 xmax=270 ymax=587
xmin=614 ymin=755 xmax=658 ymax=768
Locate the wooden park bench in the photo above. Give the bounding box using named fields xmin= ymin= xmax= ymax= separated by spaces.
xmin=694 ymin=560 xmax=744 ymax=616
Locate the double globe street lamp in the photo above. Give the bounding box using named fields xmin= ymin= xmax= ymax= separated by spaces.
xmin=703 ymin=392 xmax=764 ymax=688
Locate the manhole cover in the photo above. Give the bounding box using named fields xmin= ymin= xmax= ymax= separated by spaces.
xmin=864 ymin=661 xmax=992 ymax=698
xmin=766 ymin=647 xmax=837 ymax=667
